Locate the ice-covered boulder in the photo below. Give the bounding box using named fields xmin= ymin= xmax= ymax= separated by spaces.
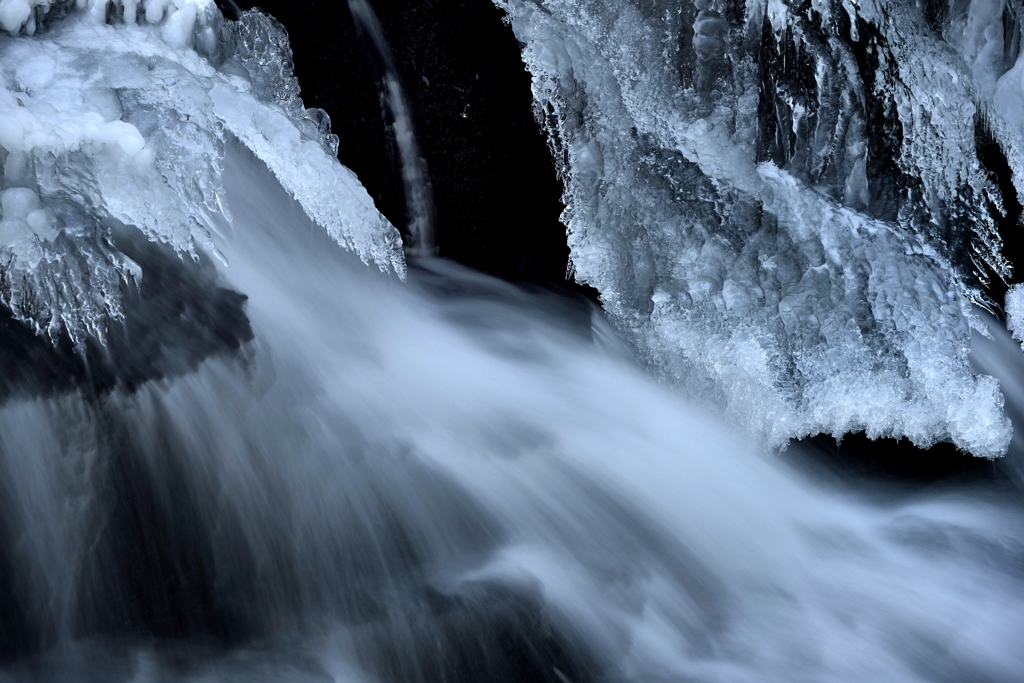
xmin=495 ymin=0 xmax=1024 ymax=457
xmin=0 ymin=0 xmax=404 ymax=346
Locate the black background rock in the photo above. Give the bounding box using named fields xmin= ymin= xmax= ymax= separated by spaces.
xmin=220 ymin=0 xmax=596 ymax=301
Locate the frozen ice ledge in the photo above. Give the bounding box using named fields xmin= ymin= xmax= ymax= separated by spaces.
xmin=0 ymin=0 xmax=405 ymax=347
xmin=489 ymin=0 xmax=1024 ymax=458
xmin=3 ymin=0 xmax=1023 ymax=459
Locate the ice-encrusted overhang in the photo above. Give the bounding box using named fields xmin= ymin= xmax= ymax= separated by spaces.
xmin=0 ymin=0 xmax=404 ymax=347
xmin=495 ymin=0 xmax=1024 ymax=457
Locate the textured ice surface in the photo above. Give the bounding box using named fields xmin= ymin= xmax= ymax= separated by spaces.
xmin=1006 ymin=284 xmax=1024 ymax=351
xmin=0 ymin=0 xmax=404 ymax=345
xmin=495 ymin=0 xmax=1023 ymax=456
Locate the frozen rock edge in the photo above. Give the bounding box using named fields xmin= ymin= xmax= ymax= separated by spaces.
xmin=0 ymin=0 xmax=405 ymax=347
xmin=495 ymin=0 xmax=1024 ymax=457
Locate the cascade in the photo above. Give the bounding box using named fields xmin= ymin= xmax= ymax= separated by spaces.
xmin=0 ymin=1 xmax=1022 ymax=681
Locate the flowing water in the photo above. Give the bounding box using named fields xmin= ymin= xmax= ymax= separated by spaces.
xmin=0 ymin=2 xmax=1023 ymax=682
xmin=347 ymin=0 xmax=435 ymax=255
xmin=0 ymin=135 xmax=1019 ymax=683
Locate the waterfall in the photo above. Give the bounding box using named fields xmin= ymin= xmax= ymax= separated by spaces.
xmin=0 ymin=1 xmax=1022 ymax=681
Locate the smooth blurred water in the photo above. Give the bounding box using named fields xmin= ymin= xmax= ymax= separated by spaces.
xmin=0 ymin=138 xmax=1022 ymax=683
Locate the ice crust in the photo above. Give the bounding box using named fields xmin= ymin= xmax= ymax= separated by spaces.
xmin=0 ymin=1 xmax=404 ymax=345
xmin=1006 ymin=284 xmax=1024 ymax=351
xmin=495 ymin=0 xmax=1023 ymax=456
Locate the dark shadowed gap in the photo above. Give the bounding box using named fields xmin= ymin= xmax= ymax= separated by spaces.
xmin=783 ymin=432 xmax=1016 ymax=496
xmin=219 ymin=0 xmax=598 ymax=303
xmin=976 ymin=113 xmax=1024 ymax=311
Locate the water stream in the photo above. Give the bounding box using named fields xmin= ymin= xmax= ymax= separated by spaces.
xmin=0 ymin=136 xmax=1019 ymax=682
xmin=0 ymin=2 xmax=1022 ymax=681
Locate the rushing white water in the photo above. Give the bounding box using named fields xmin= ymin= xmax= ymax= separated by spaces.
xmin=0 ymin=2 xmax=1023 ymax=681
xmin=0 ymin=131 xmax=1021 ymax=683
xmin=971 ymin=307 xmax=1024 ymax=481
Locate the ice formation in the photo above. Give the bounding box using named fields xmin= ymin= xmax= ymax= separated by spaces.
xmin=495 ymin=0 xmax=1024 ymax=456
xmin=0 ymin=0 xmax=404 ymax=346
xmin=1006 ymin=283 xmax=1024 ymax=350
xmin=3 ymin=0 xmax=1023 ymax=459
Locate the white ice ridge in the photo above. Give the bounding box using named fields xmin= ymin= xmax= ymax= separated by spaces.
xmin=1006 ymin=284 xmax=1024 ymax=352
xmin=494 ymin=0 xmax=1023 ymax=457
xmin=0 ymin=2 xmax=404 ymax=344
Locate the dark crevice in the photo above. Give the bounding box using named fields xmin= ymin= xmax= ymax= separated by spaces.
xmin=787 ymin=432 xmax=1014 ymax=495
xmin=918 ymin=0 xmax=948 ymax=34
xmin=842 ymin=14 xmax=923 ymax=224
xmin=218 ymin=0 xmax=597 ymax=301
xmin=975 ymin=112 xmax=1024 ymax=310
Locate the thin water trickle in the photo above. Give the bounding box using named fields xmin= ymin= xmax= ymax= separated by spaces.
xmin=347 ymin=0 xmax=436 ymax=256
